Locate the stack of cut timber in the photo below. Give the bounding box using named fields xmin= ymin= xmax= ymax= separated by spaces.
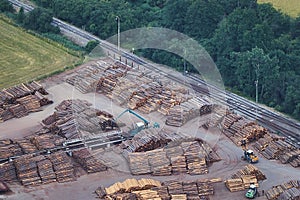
xmin=37 ymin=158 xmax=57 ymax=184
xmin=167 ymin=181 xmax=183 ymax=195
xmin=197 ymin=180 xmax=214 ymax=197
xmin=72 ymin=148 xmax=107 ymax=173
xmin=16 ymin=95 xmax=42 ymax=112
xmin=151 ymin=186 xmax=170 ymax=200
xmin=25 ymin=81 xmax=47 ymax=95
xmin=35 ymin=91 xmax=53 ymax=106
xmin=170 ymin=194 xmax=187 ymax=200
xmin=169 ymin=155 xmax=187 ymax=174
xmin=278 ymin=188 xmax=300 ymax=200
xmin=128 ymin=152 xmax=151 ymax=175
xmin=182 ymin=181 xmax=199 ymax=199
xmin=49 ymin=151 xmax=75 ymax=183
xmin=147 ymin=149 xmax=171 ymax=176
xmin=16 ymin=139 xmax=38 ymax=154
xmin=132 ymin=189 xmax=160 ymax=199
xmin=8 ymin=104 xmax=28 ymax=118
xmin=3 ymin=84 xmax=32 ymax=99
xmin=290 ymin=157 xmax=300 ymax=167
xmin=252 ymin=137 xmax=269 ymax=152
xmin=279 ymin=150 xmax=300 ymax=164
xmin=0 ymin=108 xmax=14 ymax=121
xmin=0 ymin=162 xmax=17 ymax=182
xmin=231 ymin=164 xmax=266 ymax=181
xmin=241 ymin=175 xmax=258 ymax=189
xmin=225 ymin=178 xmax=244 ymax=192
xmin=221 ymin=112 xmax=242 ymax=129
xmin=0 ymin=143 xmax=23 ymax=160
xmin=14 ymin=155 xmax=42 ymax=186
xmin=31 ymin=134 xmax=63 ymax=150
xmin=266 ymin=180 xmax=300 ymax=200
xmin=182 ymin=142 xmax=208 ymax=175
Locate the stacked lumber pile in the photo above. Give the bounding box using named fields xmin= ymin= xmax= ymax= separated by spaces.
xmin=166 ymin=97 xmax=212 ymax=127
xmin=105 ymin=178 xmax=161 ymax=195
xmin=37 ymin=158 xmax=57 ymax=184
xmin=98 ymin=178 xmax=219 ymax=199
xmin=231 ymin=164 xmax=266 ymax=181
xmin=41 ymin=99 xmax=116 ymax=139
xmin=0 ymin=82 xmax=51 ymax=122
xmin=0 ymin=162 xmax=17 ymax=182
xmin=278 ymin=188 xmax=300 ymax=200
xmin=16 ymin=95 xmax=42 ymax=112
xmin=266 ymin=180 xmax=300 ymax=200
xmin=48 ymin=151 xmax=75 ymax=183
xmin=148 ymin=149 xmax=172 ymax=176
xmin=31 ymin=134 xmax=64 ymax=150
xmin=16 ymin=139 xmax=38 ymax=154
xmin=182 ymin=141 xmax=208 ymax=175
xmin=222 ymin=112 xmax=268 ymax=145
xmin=251 ymin=134 xmax=300 ymax=167
xmin=127 ymin=139 xmax=218 ymax=176
xmin=14 ymin=155 xmax=42 ymax=186
xmin=0 ymin=141 xmax=23 ymax=160
xmin=128 ymin=152 xmax=151 ymax=175
xmin=120 ymin=129 xmax=183 ymax=154
xmin=72 ymin=148 xmax=107 ymax=173
xmin=225 ymin=178 xmax=244 ymax=192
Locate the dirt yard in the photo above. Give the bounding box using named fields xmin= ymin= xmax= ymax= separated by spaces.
xmin=0 ymin=59 xmax=299 ymax=200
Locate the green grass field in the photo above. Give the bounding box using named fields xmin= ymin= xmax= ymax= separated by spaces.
xmin=258 ymin=0 xmax=300 ymax=18
xmin=0 ymin=17 xmax=80 ymax=89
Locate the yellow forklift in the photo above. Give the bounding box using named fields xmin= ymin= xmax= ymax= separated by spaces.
xmin=241 ymin=139 xmax=259 ymax=163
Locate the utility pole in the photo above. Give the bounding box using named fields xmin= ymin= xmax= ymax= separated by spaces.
xmin=183 ymin=49 xmax=187 ymax=75
xmin=115 ymin=16 xmax=120 ymax=51
xmin=255 ymin=64 xmax=260 ymax=121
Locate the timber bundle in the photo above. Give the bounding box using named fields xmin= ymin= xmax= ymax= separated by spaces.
xmin=66 ymin=60 xmax=129 ymax=94
xmin=225 ymin=164 xmax=266 ymax=192
xmin=222 ymin=112 xmax=300 ymax=167
xmin=127 ymin=140 xmax=220 ymax=176
xmin=0 ymin=81 xmax=52 ymax=122
xmin=0 ymin=180 xmax=10 ymax=194
xmin=41 ymin=99 xmax=116 ymax=139
xmin=119 ymin=128 xmax=184 ymax=154
xmin=266 ymin=180 xmax=300 ymax=200
xmin=2 ymin=151 xmax=77 ymax=186
xmin=165 ymin=97 xmax=213 ymax=127
xmin=222 ymin=112 xmax=268 ymax=145
xmin=72 ymin=148 xmax=107 ymax=173
xmin=95 ymin=178 xmax=221 ymax=200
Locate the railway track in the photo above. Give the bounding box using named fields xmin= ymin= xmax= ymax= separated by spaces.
xmin=8 ymin=0 xmax=300 ymax=147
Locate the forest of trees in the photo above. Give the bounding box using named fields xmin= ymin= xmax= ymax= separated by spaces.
xmin=3 ymin=0 xmax=300 ymax=120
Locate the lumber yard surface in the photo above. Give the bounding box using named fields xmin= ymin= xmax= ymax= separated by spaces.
xmin=0 ymin=58 xmax=299 ymax=200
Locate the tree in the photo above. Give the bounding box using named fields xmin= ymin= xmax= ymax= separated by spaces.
xmin=23 ymin=8 xmax=59 ymax=33
xmin=0 ymin=0 xmax=14 ymax=12
xmin=16 ymin=7 xmax=25 ymax=24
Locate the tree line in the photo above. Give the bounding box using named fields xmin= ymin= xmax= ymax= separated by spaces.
xmin=2 ymin=0 xmax=300 ymax=120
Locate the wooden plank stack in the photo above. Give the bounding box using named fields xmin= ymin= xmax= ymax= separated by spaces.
xmin=128 ymin=152 xmax=151 ymax=175
xmin=14 ymin=155 xmax=42 ymax=186
xmin=98 ymin=178 xmax=219 ymax=199
xmin=37 ymin=158 xmax=57 ymax=184
xmin=0 ymin=180 xmax=10 ymax=193
xmin=148 ymin=149 xmax=172 ymax=176
xmin=166 ymin=97 xmax=212 ymax=127
xmin=48 ymin=151 xmax=76 ymax=183
xmin=266 ymin=180 xmax=300 ymax=200
xmin=16 ymin=138 xmax=38 ymax=154
xmin=72 ymin=148 xmax=107 ymax=173
xmin=231 ymin=164 xmax=266 ymax=181
xmin=31 ymin=134 xmax=64 ymax=150
xmin=225 ymin=178 xmax=244 ymax=192
xmin=0 ymin=81 xmax=51 ymax=122
xmin=0 ymin=162 xmax=17 ymax=182
xmin=0 ymin=142 xmax=23 ymax=160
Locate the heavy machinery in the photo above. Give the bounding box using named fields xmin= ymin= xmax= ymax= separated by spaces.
xmin=245 ymin=184 xmax=257 ymax=199
xmin=98 ymin=111 xmax=119 ymax=131
xmin=241 ymin=139 xmax=259 ymax=163
xmin=115 ymin=109 xmax=160 ymax=137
